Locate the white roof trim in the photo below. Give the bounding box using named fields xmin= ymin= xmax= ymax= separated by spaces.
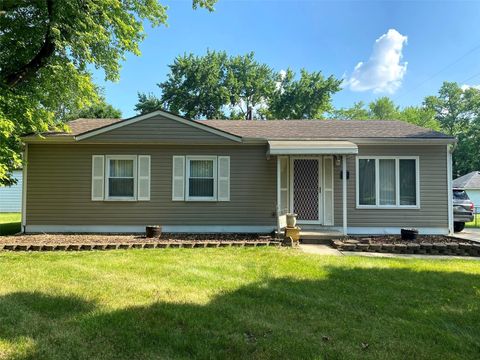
xmin=74 ymin=110 xmax=242 ymax=142
xmin=268 ymin=140 xmax=358 ymax=155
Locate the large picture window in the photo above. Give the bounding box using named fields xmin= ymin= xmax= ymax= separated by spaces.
xmin=186 ymin=156 xmax=217 ymax=201
xmin=106 ymin=155 xmax=137 ymax=200
xmin=356 ymin=157 xmax=419 ymax=208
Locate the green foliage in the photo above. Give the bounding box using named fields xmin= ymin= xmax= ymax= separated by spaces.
xmin=135 ymin=92 xmax=164 ymax=115
xmin=329 ymin=101 xmax=370 ymax=120
xmin=397 ymin=106 xmax=440 ymax=130
xmin=0 ymin=0 xmax=216 ymax=185
xmin=267 ymin=69 xmax=342 ymax=119
xmin=225 ymin=52 xmax=276 ymax=119
xmin=143 ymin=51 xmax=341 ymax=120
xmin=424 ymin=82 xmax=480 ymax=176
xmin=368 ymin=97 xmax=400 ymax=119
xmin=330 ymin=97 xmax=441 ymax=130
xmin=159 ymin=51 xmax=230 ymax=119
xmin=66 ymin=100 xmax=122 ymax=120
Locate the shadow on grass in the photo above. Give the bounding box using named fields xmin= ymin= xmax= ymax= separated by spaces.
xmin=0 ymin=221 xmax=21 ymax=236
xmin=0 ymin=267 xmax=479 ymax=359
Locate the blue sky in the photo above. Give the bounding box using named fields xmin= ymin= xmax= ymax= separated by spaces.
xmin=92 ymin=0 xmax=480 ymax=118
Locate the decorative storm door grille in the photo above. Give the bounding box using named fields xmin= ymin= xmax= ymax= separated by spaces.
xmin=293 ymin=159 xmax=319 ymax=221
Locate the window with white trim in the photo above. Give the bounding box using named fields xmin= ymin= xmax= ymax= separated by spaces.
xmin=106 ymin=155 xmax=137 ymax=200
xmin=186 ymin=156 xmax=217 ymax=201
xmin=356 ymin=157 xmax=419 ymax=208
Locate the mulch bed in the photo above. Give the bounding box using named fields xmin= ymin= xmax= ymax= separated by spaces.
xmin=332 ymin=235 xmax=480 ymax=257
xmin=0 ymin=233 xmax=280 ymax=251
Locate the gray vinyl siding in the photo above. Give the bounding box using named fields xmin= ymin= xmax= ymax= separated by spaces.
xmin=334 ymin=145 xmax=448 ymax=228
xmin=26 ymin=144 xmax=276 ymax=226
xmin=85 ymin=115 xmax=237 ymax=144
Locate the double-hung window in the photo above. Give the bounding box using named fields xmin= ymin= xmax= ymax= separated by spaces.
xmin=186 ymin=156 xmax=217 ymax=201
xmin=356 ymin=156 xmax=419 ymax=208
xmin=106 ymin=155 xmax=137 ymax=200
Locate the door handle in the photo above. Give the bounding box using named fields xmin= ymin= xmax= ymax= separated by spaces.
xmin=318 ymin=186 xmax=322 ymax=193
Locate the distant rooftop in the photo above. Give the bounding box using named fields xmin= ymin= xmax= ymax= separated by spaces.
xmin=453 ymin=171 xmax=480 ymax=189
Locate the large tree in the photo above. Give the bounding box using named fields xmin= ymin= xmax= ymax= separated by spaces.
xmin=368 ymin=97 xmax=400 ymax=119
xmin=330 ymin=97 xmax=440 ymax=130
xmin=159 ymin=51 xmax=229 ymax=119
xmin=136 ymin=51 xmax=340 ymax=120
xmin=135 ymin=92 xmax=163 ymax=115
xmin=0 ymin=0 xmax=216 ymax=185
xmin=225 ymin=52 xmax=276 ymax=119
xmin=424 ymin=82 xmax=480 ymax=176
xmin=267 ymin=69 xmax=342 ymax=119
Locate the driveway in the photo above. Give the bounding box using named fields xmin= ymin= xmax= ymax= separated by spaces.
xmin=451 ymin=228 xmax=480 ymax=243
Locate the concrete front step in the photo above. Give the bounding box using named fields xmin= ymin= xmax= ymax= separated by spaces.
xmin=300 ymin=230 xmax=345 ymax=244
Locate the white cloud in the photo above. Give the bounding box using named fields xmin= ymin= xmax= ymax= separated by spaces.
xmin=461 ymin=84 xmax=480 ymax=91
xmin=346 ymin=29 xmax=408 ymax=93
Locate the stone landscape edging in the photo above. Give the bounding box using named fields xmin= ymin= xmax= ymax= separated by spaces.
xmin=332 ymin=240 xmax=480 ymax=257
xmin=0 ymin=240 xmax=281 ymax=252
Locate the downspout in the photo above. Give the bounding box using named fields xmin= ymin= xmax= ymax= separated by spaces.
xmin=276 ymin=156 xmax=281 ymax=234
xmin=342 ymin=155 xmax=347 ymax=235
xmin=447 ymin=144 xmax=454 ymax=234
xmin=21 ymin=143 xmax=28 ymax=233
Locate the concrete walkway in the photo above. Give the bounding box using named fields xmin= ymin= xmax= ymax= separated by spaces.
xmin=299 ymin=243 xmax=480 ymax=260
xmin=450 ymin=228 xmax=480 ymax=243
xmin=299 ymin=244 xmax=342 ymax=256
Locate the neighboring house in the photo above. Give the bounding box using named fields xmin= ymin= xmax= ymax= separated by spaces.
xmin=453 ymin=171 xmax=480 ymax=207
xmin=0 ymin=170 xmax=23 ymax=213
xmin=21 ymin=110 xmax=456 ymax=235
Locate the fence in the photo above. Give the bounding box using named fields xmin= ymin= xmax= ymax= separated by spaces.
xmin=468 ymin=206 xmax=480 ymax=228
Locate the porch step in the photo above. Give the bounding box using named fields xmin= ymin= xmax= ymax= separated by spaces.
xmin=300 ymin=230 xmax=344 ymax=245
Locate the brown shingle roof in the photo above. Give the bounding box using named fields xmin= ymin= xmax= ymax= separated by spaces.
xmin=30 ymin=116 xmax=454 ymax=141
xmin=24 ymin=118 xmax=123 ymax=137
xmin=198 ymin=120 xmax=453 ymax=139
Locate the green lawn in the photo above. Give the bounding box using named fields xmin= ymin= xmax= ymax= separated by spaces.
xmin=466 ymin=213 xmax=480 ymax=228
xmin=0 ymin=248 xmax=479 ymax=359
xmin=0 ymin=213 xmax=21 ymax=236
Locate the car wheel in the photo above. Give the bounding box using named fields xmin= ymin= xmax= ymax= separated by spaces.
xmin=454 ymin=222 xmax=465 ymax=232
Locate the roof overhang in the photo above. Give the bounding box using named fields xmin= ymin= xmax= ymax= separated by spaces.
xmin=267 ymin=140 xmax=358 ymax=155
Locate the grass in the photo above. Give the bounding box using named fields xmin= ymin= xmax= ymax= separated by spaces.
xmin=0 ymin=248 xmax=479 ymax=359
xmin=0 ymin=213 xmax=21 ymax=236
xmin=466 ymin=213 xmax=480 ymax=228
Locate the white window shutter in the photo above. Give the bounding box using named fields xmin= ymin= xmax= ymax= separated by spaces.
xmin=91 ymin=155 xmax=105 ymax=201
xmin=172 ymin=156 xmax=185 ymax=201
xmin=217 ymin=156 xmax=230 ymax=201
xmin=137 ymin=155 xmax=151 ymax=201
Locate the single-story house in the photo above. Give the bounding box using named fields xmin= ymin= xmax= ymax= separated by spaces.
xmin=0 ymin=170 xmax=23 ymax=213
xmin=453 ymin=171 xmax=480 ymax=207
xmin=21 ymin=110 xmax=456 ymax=235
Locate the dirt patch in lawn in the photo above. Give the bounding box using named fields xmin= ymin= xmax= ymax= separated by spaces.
xmin=0 ymin=233 xmax=273 ymax=245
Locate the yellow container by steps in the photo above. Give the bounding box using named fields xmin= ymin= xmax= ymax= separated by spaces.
xmin=284 ymin=226 xmax=301 ymax=242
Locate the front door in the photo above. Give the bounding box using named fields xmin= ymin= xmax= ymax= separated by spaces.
xmin=292 ymin=158 xmax=322 ymax=223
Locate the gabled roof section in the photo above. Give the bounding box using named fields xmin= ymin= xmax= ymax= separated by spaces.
xmin=75 ymin=110 xmax=242 ymax=142
xmin=453 ymin=171 xmax=480 ymax=189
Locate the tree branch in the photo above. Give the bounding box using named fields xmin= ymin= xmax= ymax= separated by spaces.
xmin=2 ymin=0 xmax=56 ymax=88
